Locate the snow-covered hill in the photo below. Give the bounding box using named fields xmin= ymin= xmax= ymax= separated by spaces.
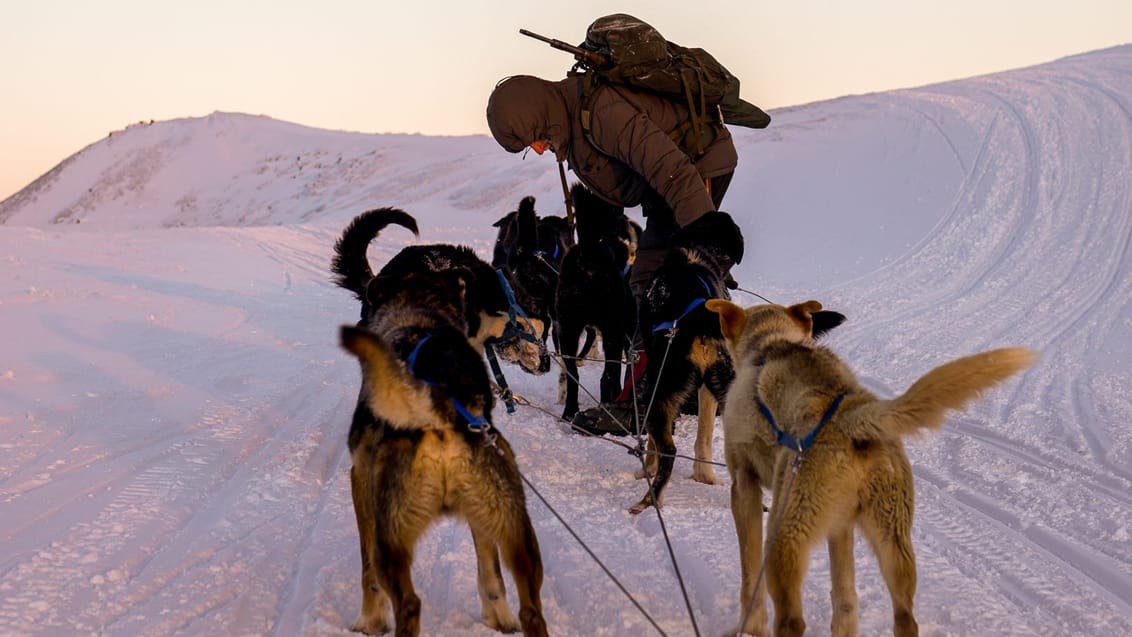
xmin=1 ymin=45 xmax=1130 ymax=636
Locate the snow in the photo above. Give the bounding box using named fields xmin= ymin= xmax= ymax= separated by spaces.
xmin=2 ymin=45 xmax=1131 ymax=636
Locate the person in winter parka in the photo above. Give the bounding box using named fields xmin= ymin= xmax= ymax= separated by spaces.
xmin=485 ymin=73 xmax=741 ymax=291
xmin=487 ymin=72 xmax=746 ymax=433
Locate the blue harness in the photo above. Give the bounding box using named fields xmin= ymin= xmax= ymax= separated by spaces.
xmin=495 ymin=269 xmax=542 ymax=345
xmin=652 ymin=275 xmax=714 ymax=334
xmin=407 ymin=333 xmax=490 ymax=432
xmin=756 ymin=392 xmax=846 ymax=453
xmin=489 ymin=268 xmax=550 ymax=414
xmin=533 ymin=242 xmax=561 ymax=263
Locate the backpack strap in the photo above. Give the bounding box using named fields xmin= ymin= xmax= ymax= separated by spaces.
xmin=579 ymin=72 xmax=610 ymax=157
xmin=579 ymin=72 xmax=716 ymax=162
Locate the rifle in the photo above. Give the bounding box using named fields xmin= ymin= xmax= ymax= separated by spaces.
xmin=519 ymin=29 xmax=608 ymax=70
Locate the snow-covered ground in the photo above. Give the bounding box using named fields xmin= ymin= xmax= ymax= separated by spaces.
xmin=1 ymin=45 xmax=1130 ymax=636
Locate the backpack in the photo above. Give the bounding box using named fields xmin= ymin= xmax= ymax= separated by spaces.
xmin=573 ymin=14 xmax=771 ymax=159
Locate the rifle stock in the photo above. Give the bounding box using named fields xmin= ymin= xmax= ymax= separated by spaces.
xmin=519 ymin=28 xmax=608 ymax=69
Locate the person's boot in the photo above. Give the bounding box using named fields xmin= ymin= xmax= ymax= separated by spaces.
xmin=569 ymin=284 xmax=651 ymax=437
xmin=569 ymin=348 xmax=648 ymax=436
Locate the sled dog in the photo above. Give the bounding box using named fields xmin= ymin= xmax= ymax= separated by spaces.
xmin=708 ymin=298 xmax=1035 ymax=637
xmin=489 ymin=195 xmax=569 ymax=375
xmin=334 ymin=213 xmax=546 ymax=636
xmin=555 ymin=183 xmax=638 ymax=420
xmin=628 ymin=213 xmax=845 ymax=513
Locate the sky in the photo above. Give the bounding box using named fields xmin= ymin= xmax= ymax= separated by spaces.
xmin=2 ymin=0 xmax=1131 ymax=201
xmin=1 ymin=45 xmax=1130 ymax=636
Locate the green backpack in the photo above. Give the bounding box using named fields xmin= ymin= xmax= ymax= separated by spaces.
xmin=574 ymin=14 xmax=771 ymax=159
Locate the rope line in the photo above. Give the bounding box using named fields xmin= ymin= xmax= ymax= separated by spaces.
xmin=515 ymin=469 xmax=669 ymax=636
xmin=510 ymin=326 xmax=703 ymax=636
xmin=733 ymin=287 xmax=775 ymax=304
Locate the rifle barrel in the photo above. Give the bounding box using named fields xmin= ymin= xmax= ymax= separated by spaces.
xmin=519 ymin=29 xmax=554 ymax=45
xmin=519 ymin=27 xmax=607 ymax=69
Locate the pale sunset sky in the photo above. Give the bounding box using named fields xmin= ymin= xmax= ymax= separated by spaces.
xmin=1 ymin=0 xmax=1129 ymax=201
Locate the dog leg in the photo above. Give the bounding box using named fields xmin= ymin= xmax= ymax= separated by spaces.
xmin=630 ymin=408 xmax=677 ymax=514
xmin=860 ymin=499 xmax=919 ymax=637
xmin=351 ymin=463 xmax=393 ymax=635
xmin=692 ymin=386 xmax=719 ymax=484
xmin=727 ymin=463 xmax=768 ymax=637
xmin=598 ymin=331 xmax=623 ymax=405
xmin=496 ymin=514 xmax=548 ymax=637
xmin=827 ymin=527 xmax=859 ymax=637
xmin=374 ymin=539 xmax=422 ymax=637
xmin=470 ymin=528 xmax=521 ymax=633
xmin=633 ymin=435 xmax=658 ymax=480
xmin=558 ymin=322 xmax=584 ymax=420
xmin=766 ymin=495 xmax=814 ymax=637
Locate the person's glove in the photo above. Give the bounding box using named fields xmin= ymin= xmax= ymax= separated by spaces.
xmin=672 ymin=211 xmax=745 ymax=268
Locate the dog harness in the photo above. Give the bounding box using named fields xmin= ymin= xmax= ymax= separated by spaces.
xmin=489 ymin=269 xmax=549 ymax=414
xmin=652 ymin=275 xmax=714 ymax=334
xmin=533 ymin=242 xmax=561 ymax=264
xmin=756 ymin=392 xmax=846 ymax=453
xmin=495 ymin=269 xmax=544 ymax=346
xmin=407 ymin=333 xmax=490 ymax=432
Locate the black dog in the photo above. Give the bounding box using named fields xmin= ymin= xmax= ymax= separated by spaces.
xmin=332 ymin=207 xmax=547 ymax=374
xmin=555 ymin=183 xmax=639 ymax=421
xmin=491 ymin=196 xmax=571 ymax=371
xmin=628 ymin=211 xmax=846 ymax=513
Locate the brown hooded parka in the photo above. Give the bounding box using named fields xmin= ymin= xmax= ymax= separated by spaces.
xmin=486 ymin=74 xmax=737 ymax=229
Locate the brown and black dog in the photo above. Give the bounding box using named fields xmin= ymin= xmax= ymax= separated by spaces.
xmin=334 ymin=213 xmax=547 ymax=637
xmin=628 ymin=212 xmax=848 ymax=514
xmin=490 ymin=195 xmax=570 ymax=375
xmin=709 ymin=298 xmax=1034 ymax=637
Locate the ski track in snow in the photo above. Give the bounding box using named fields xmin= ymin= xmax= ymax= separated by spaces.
xmin=826 ymin=54 xmax=1132 ymax=637
xmin=2 ymin=48 xmax=1132 ymax=636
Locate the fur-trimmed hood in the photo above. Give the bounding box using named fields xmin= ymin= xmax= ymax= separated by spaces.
xmin=486 ymin=75 xmax=571 ymax=161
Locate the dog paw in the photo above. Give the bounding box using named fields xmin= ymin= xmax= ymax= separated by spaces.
xmin=724 ymin=609 xmax=769 ymax=637
xmin=628 ymin=494 xmax=657 ymax=514
xmin=692 ymin=467 xmax=719 ymax=485
xmin=351 ymin=612 xmax=392 ymax=635
xmin=484 ymin=611 xmax=521 ymax=633
xmin=633 ymin=466 xmax=657 ymax=481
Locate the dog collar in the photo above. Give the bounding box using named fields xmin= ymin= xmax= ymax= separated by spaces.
xmin=407 ymin=333 xmax=490 ymax=432
xmin=495 ymin=269 xmax=542 ymax=345
xmin=652 ymin=275 xmax=714 ymax=334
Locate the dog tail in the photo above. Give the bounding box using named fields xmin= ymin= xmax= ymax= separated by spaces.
xmin=340 ymin=325 xmax=435 ymax=430
xmin=331 ymin=208 xmax=419 ymax=301
xmin=856 ymin=347 xmax=1036 ymax=438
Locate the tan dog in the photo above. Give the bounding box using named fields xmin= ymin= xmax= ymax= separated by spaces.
xmin=707 ymin=299 xmax=1035 ymax=637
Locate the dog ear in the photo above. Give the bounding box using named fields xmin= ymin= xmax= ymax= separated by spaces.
xmin=515 ymin=197 xmax=539 ymax=252
xmin=364 ymin=275 xmax=398 ymax=310
xmin=811 ymin=310 xmax=847 ymax=339
xmin=787 ymin=300 xmax=824 ymax=336
xmin=706 ymin=299 xmax=747 ymax=343
xmin=492 ymin=211 xmax=514 ymax=228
